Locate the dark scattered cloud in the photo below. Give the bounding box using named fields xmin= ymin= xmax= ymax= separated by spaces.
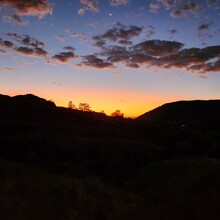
xmin=198 ymin=22 xmax=212 ymax=31
xmin=80 ymin=55 xmax=114 ymax=69
xmin=7 ymin=33 xmax=45 ymax=48
xmin=92 ymin=22 xmax=143 ymax=47
xmin=133 ymin=40 xmax=184 ymax=57
xmin=78 ymin=0 xmax=99 ymax=16
xmin=1 ymin=33 xmax=48 ymax=58
xmin=109 ymin=0 xmax=130 ymax=7
xmin=63 ymin=46 xmax=76 ymax=52
xmin=0 ymin=37 xmax=14 ymax=47
xmin=2 ymin=14 xmax=28 ymax=25
xmin=104 ymin=45 xmax=130 ymax=63
xmin=15 ymin=46 xmax=47 ymax=57
xmin=0 ymin=0 xmax=52 ymax=18
xmin=198 ymin=22 xmax=213 ymax=43
xmin=52 ymin=52 xmax=76 ymax=64
xmin=170 ymin=2 xmax=203 ymax=18
xmin=82 ymin=25 xmax=220 ymax=73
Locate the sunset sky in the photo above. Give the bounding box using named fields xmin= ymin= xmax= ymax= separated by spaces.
xmin=0 ymin=0 xmax=220 ymax=117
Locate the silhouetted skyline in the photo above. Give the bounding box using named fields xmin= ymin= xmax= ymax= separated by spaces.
xmin=0 ymin=0 xmax=220 ymax=117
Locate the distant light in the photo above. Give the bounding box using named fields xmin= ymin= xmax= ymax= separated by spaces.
xmin=109 ymin=13 xmax=112 ymax=16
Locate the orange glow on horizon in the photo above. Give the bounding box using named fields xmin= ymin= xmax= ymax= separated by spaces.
xmin=1 ymin=87 xmax=182 ymax=118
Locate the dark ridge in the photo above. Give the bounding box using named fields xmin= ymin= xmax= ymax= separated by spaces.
xmin=12 ymin=94 xmax=56 ymax=108
xmin=137 ymin=100 xmax=220 ymax=123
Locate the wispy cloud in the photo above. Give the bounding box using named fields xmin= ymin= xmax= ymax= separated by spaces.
xmin=78 ymin=0 xmax=99 ymax=16
xmin=56 ymin=35 xmax=66 ymax=42
xmin=168 ymin=29 xmax=178 ymax=35
xmin=198 ymin=22 xmax=213 ymax=43
xmin=149 ymin=2 xmax=160 ymax=13
xmin=2 ymin=14 xmax=28 ymax=25
xmin=0 ymin=67 xmax=14 ymax=71
xmin=149 ymin=1 xmax=203 ymax=18
xmin=109 ymin=0 xmax=130 ymax=7
xmin=0 ymin=49 xmax=7 ymax=54
xmin=145 ymin=25 xmax=155 ymax=38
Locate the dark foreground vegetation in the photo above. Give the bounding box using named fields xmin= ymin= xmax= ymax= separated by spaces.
xmin=0 ymin=94 xmax=220 ymax=220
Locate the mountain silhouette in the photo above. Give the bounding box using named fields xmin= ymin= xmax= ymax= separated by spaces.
xmin=137 ymin=100 xmax=220 ymax=123
xmin=0 ymin=94 xmax=220 ymax=219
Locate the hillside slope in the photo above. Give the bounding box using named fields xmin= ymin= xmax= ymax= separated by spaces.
xmin=137 ymin=100 xmax=220 ymax=123
xmin=1 ymin=94 xmax=220 ymax=219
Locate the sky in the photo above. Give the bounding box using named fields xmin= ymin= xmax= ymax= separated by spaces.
xmin=0 ymin=0 xmax=220 ymax=117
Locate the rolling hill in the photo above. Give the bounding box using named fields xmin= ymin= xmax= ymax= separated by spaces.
xmin=0 ymin=94 xmax=220 ymax=220
xmin=137 ymin=100 xmax=220 ymax=123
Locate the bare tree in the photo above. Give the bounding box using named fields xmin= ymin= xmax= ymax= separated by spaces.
xmin=111 ymin=110 xmax=124 ymax=118
xmin=68 ymin=101 xmax=76 ymax=109
xmin=78 ymin=103 xmax=91 ymax=112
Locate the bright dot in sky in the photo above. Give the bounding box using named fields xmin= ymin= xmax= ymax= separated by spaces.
xmin=109 ymin=13 xmax=112 ymax=16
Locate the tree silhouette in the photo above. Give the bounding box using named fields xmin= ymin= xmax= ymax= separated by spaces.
xmin=78 ymin=103 xmax=91 ymax=112
xmin=111 ymin=110 xmax=124 ymax=118
xmin=68 ymin=101 xmax=76 ymax=109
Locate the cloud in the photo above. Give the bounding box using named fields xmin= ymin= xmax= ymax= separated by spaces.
xmin=149 ymin=2 xmax=160 ymax=13
xmin=78 ymin=8 xmax=86 ymax=16
xmin=56 ymin=35 xmax=66 ymax=42
xmin=0 ymin=67 xmax=14 ymax=71
xmin=207 ymin=0 xmax=219 ymax=6
xmin=198 ymin=22 xmax=212 ymax=31
xmin=52 ymin=52 xmax=76 ymax=64
xmin=112 ymin=70 xmax=124 ymax=75
xmin=80 ymin=23 xmax=220 ymax=74
xmin=170 ymin=2 xmax=203 ymax=18
xmin=15 ymin=46 xmax=47 ymax=57
xmin=150 ymin=46 xmax=220 ymax=73
xmin=6 ymin=33 xmax=45 ymax=48
xmin=150 ymin=1 xmax=203 ymax=18
xmin=104 ymin=45 xmax=131 ymax=63
xmin=63 ymin=46 xmax=76 ymax=52
xmin=1 ymin=33 xmax=48 ymax=58
xmin=78 ymin=0 xmax=99 ymax=16
xmin=168 ymin=29 xmax=178 ymax=35
xmin=93 ymin=22 xmax=143 ymax=47
xmin=198 ymin=23 xmax=213 ymax=42
xmin=145 ymin=25 xmax=155 ymax=38
xmin=0 ymin=37 xmax=14 ymax=47
xmin=45 ymin=60 xmax=54 ymax=65
xmin=2 ymin=14 xmax=28 ymax=25
xmin=0 ymin=0 xmax=52 ymax=18
xmin=160 ymin=0 xmax=178 ymax=10
xmin=109 ymin=0 xmax=130 ymax=7
xmin=0 ymin=49 xmax=7 ymax=54
xmin=79 ymin=55 xmax=114 ymax=69
xmin=133 ymin=40 xmax=184 ymax=57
